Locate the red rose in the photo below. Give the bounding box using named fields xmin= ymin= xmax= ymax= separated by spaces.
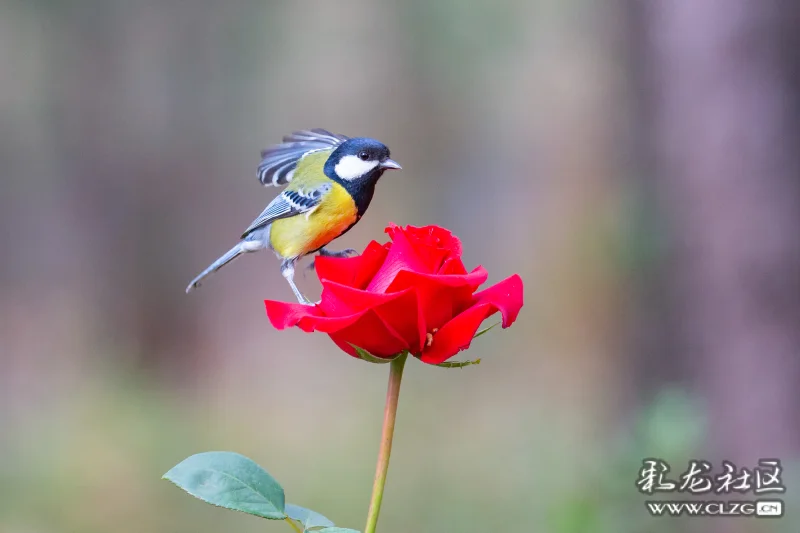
xmin=265 ymin=224 xmax=524 ymax=364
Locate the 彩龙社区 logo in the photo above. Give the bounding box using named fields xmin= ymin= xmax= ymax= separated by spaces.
xmin=636 ymin=458 xmax=785 ymax=518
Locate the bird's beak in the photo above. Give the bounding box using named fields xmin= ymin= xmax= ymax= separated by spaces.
xmin=380 ymin=159 xmax=402 ymax=170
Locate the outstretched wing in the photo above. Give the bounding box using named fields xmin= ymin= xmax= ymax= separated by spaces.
xmin=257 ymin=128 xmax=349 ymax=186
xmin=241 ymin=182 xmax=333 ymax=237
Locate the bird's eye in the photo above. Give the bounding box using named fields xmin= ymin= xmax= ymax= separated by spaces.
xmin=358 ymin=151 xmax=369 ymax=161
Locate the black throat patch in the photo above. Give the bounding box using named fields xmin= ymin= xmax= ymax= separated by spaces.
xmin=326 ymin=168 xmax=385 ymax=217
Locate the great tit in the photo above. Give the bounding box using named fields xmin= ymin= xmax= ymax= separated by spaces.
xmin=186 ymin=128 xmax=401 ymax=303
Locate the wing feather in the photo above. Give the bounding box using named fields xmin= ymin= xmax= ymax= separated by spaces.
xmin=257 ymin=128 xmax=349 ymax=186
xmin=241 ymin=182 xmax=333 ymax=237
xmin=272 ymin=158 xmax=298 ymax=185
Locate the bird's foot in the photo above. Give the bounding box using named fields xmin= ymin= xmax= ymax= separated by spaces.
xmin=319 ymin=248 xmax=358 ymax=258
xmin=295 ymin=295 xmax=319 ymax=306
xmin=307 ymin=248 xmax=359 ymax=271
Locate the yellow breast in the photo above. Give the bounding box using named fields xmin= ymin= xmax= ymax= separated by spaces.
xmin=269 ymin=182 xmax=358 ymax=259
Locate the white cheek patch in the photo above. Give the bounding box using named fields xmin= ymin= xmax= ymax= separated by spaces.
xmin=335 ymin=155 xmax=379 ymax=181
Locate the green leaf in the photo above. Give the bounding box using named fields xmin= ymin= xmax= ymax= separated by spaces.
xmin=350 ymin=344 xmax=403 ymax=364
xmin=285 ymin=503 xmax=335 ymax=530
xmin=473 ymin=321 xmax=500 ymax=339
xmin=316 ymin=529 xmax=360 ymax=533
xmin=163 ymin=451 xmax=286 ymax=520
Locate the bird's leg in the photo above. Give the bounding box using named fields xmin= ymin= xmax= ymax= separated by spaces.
xmin=281 ymin=258 xmax=311 ymax=304
xmin=307 ymin=247 xmax=359 ymax=271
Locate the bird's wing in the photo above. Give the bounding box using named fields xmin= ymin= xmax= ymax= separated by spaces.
xmin=257 ymin=128 xmax=349 ymax=186
xmin=241 ymin=182 xmax=333 ymax=237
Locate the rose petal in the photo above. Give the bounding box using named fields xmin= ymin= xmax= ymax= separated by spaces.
xmin=473 ymin=273 xmax=524 ymax=327
xmin=419 ymin=274 xmax=524 ymax=364
xmin=267 ymin=286 xmax=422 ymax=356
xmin=328 ymin=308 xmax=410 ymax=358
xmin=387 ymin=267 xmax=489 ymax=331
xmin=317 ymin=280 xmax=404 ymax=315
xmin=265 ymin=299 xmax=363 ymax=333
xmin=266 ymin=282 xmax=419 ymax=330
xmin=412 ymin=227 xmax=462 ymax=270
xmin=387 ymin=266 xmax=487 ymax=292
xmin=316 ymin=284 xmax=424 ymax=354
xmin=418 ymin=304 xmax=492 ymax=364
xmin=370 ymin=288 xmax=426 ymax=354
xmin=265 ymin=299 xmax=326 ymax=330
xmin=439 ymin=257 xmax=469 ymax=276
xmin=366 ymin=227 xmax=432 ymax=293
xmin=391 ymin=224 xmax=463 ymax=258
xmin=314 ymin=240 xmax=390 ymax=289
xmin=386 ymin=224 xmax=463 ymax=273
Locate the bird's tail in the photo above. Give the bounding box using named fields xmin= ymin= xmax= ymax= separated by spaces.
xmin=186 ymin=243 xmax=246 ymax=293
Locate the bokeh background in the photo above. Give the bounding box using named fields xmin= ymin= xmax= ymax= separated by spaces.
xmin=2 ymin=1 xmax=799 ymax=532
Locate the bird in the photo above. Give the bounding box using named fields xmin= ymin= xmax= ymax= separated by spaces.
xmin=186 ymin=128 xmax=402 ymax=303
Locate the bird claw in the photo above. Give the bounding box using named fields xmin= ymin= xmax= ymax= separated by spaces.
xmin=320 ymin=248 xmax=358 ymax=258
xmin=294 ymin=293 xmax=318 ymax=305
xmin=307 ymin=248 xmax=359 ymax=272
xmin=294 ymin=293 xmax=312 ymax=305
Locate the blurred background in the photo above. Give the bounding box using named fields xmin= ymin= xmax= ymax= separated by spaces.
xmin=1 ymin=1 xmax=799 ymax=532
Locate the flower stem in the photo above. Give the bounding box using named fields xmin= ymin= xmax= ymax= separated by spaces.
xmin=364 ymin=352 xmax=409 ymax=533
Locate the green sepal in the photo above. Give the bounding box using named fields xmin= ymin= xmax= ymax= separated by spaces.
xmin=434 ymin=358 xmax=482 ymax=369
xmin=162 ymin=451 xmax=286 ymax=520
xmin=285 ymin=503 xmax=335 ymax=531
xmin=350 ymin=344 xmax=405 ymax=364
xmin=473 ymin=321 xmax=500 ymax=339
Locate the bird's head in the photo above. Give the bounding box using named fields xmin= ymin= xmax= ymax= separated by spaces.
xmin=324 ymin=137 xmax=401 ymax=184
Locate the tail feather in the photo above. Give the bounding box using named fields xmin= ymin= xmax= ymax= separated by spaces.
xmin=186 ymin=244 xmax=246 ymax=293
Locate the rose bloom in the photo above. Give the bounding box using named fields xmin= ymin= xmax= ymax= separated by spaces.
xmin=265 ymin=224 xmax=523 ymax=364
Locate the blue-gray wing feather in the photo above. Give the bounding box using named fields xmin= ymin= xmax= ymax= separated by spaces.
xmin=241 ymin=182 xmax=333 ymax=237
xmin=257 ymin=128 xmax=349 ymax=186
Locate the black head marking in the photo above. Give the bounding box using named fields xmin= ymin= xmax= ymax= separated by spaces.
xmin=324 ymin=138 xmax=393 ymax=216
xmin=324 ymin=138 xmax=391 ymax=178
